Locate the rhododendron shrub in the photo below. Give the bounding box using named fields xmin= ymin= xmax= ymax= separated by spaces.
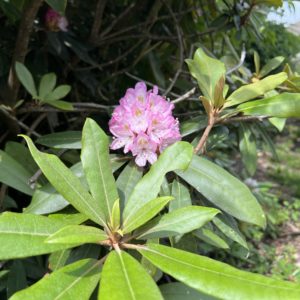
xmin=109 ymin=82 xmax=181 ymax=166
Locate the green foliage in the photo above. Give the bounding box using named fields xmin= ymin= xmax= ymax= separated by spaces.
xmin=2 ymin=1 xmax=300 ymax=298
xmin=15 ymin=62 xmax=73 ymax=110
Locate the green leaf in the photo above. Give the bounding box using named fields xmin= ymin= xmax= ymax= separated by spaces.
xmin=21 ymin=135 xmax=106 ymax=226
xmin=99 ymin=250 xmax=163 ymax=300
xmin=81 ymin=118 xmax=118 ymax=223
xmin=0 ymin=212 xmax=75 ymax=259
xmin=0 ymin=150 xmax=33 ymax=195
xmin=15 ymin=62 xmax=37 ymax=97
xmin=237 ymin=92 xmax=300 ymax=118
xmin=123 ymin=142 xmax=193 ymax=225
xmin=122 ymin=196 xmax=173 ymax=234
xmin=160 ymin=283 xmax=219 ymax=300
xmin=194 ymin=228 xmax=229 ymax=249
xmin=23 ymin=159 xmax=121 ymax=215
xmin=239 ymin=123 xmax=257 ymax=176
xmin=38 ymin=73 xmax=57 ymax=99
xmin=259 ymin=56 xmax=285 ymax=78
xmin=140 ymin=244 xmax=300 ymax=300
xmin=46 ymin=225 xmax=107 ymax=245
xmin=49 ymin=249 xmax=71 ymax=271
xmin=116 ymin=160 xmax=143 ymax=207
xmin=44 ymin=100 xmax=74 ymax=111
xmin=170 ymin=179 xmax=192 ymax=212
xmin=45 ymin=0 xmax=67 ymax=14
xmin=37 ymin=131 xmax=82 ymax=149
xmin=175 ymin=155 xmax=266 ymax=228
xmin=44 ymin=85 xmax=71 ymax=101
xmin=186 ymin=48 xmax=225 ymax=101
xmin=225 ymin=72 xmax=287 ymax=107
xmin=254 ymin=51 xmax=260 ymax=75
xmin=24 ymin=183 xmax=68 ymax=214
xmin=269 ymin=117 xmax=286 ymax=132
xmin=110 ymin=199 xmax=121 ymax=231
xmin=10 ymin=259 xmax=101 ymax=300
xmin=138 ymin=206 xmax=219 ymax=239
xmin=213 ymin=214 xmax=248 ymax=249
xmin=5 ymin=141 xmax=38 ymax=177
xmin=180 ymin=116 xmax=207 ymax=137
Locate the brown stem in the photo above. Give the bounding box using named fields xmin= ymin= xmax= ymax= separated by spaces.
xmin=89 ymin=0 xmax=107 ymax=42
xmin=194 ymin=110 xmax=217 ymax=154
xmin=6 ymin=0 xmax=43 ymax=107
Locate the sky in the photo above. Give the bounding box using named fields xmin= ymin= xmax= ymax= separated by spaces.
xmin=267 ymin=1 xmax=300 ymax=25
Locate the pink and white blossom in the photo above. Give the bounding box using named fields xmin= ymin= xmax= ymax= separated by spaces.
xmin=45 ymin=9 xmax=68 ymax=32
xmin=109 ymin=82 xmax=181 ymax=167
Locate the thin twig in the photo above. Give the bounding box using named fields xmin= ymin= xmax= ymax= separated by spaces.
xmin=100 ymin=2 xmax=136 ymax=37
xmin=89 ymin=0 xmax=107 ymax=42
xmin=226 ymin=44 xmax=246 ymax=75
xmin=163 ymin=1 xmax=184 ymax=96
xmin=172 ymin=87 xmax=196 ymax=104
xmin=0 ymin=107 xmax=40 ymax=137
xmin=6 ymin=0 xmax=43 ymax=106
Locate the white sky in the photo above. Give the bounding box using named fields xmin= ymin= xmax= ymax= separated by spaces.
xmin=267 ymin=1 xmax=300 ymax=25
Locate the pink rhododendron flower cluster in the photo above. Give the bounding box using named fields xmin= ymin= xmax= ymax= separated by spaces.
xmin=45 ymin=8 xmax=68 ymax=32
xmin=109 ymin=82 xmax=181 ymax=167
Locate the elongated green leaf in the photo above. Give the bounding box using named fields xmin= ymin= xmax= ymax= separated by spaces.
xmin=81 ymin=118 xmax=118 ymax=223
xmin=213 ymin=214 xmax=248 ymax=249
xmin=170 ymin=179 xmax=191 ymax=212
xmin=46 ymin=225 xmax=107 ymax=245
xmin=99 ymin=250 xmax=163 ymax=300
xmin=0 ymin=212 xmax=76 ymax=259
xmin=37 ymin=131 xmax=82 ymax=149
xmin=194 ymin=228 xmax=229 ymax=249
xmin=38 ymin=73 xmax=57 ymax=99
xmin=123 ymin=142 xmax=193 ymax=224
xmin=259 ymin=56 xmax=284 ymax=78
xmin=15 ymin=62 xmax=37 ymax=97
xmin=269 ymin=117 xmax=286 ymax=132
xmin=180 ymin=116 xmax=207 ymax=137
xmin=24 ymin=160 xmax=86 ymax=215
xmin=176 ymin=155 xmax=266 ymax=227
xmin=186 ymin=48 xmax=225 ymax=101
xmin=225 ymin=73 xmax=287 ymax=107
xmin=138 ymin=206 xmax=219 ymax=239
xmin=44 ymin=85 xmax=71 ymax=101
xmin=0 ymin=150 xmax=33 ymax=195
xmin=24 ymin=183 xmax=68 ymax=214
xmin=21 ymin=135 xmax=106 ymax=226
xmin=239 ymin=123 xmax=257 ymax=176
xmin=140 ymin=244 xmax=300 ymax=300
xmin=10 ymin=258 xmax=101 ymax=300
xmin=49 ymin=249 xmax=71 ymax=271
xmin=110 ymin=199 xmax=121 ymax=230
xmin=122 ymin=196 xmax=173 ymax=234
xmin=24 ymin=160 xmax=122 ymax=215
xmin=254 ymin=51 xmax=260 ymax=75
xmin=160 ymin=283 xmax=219 ymax=300
xmin=5 ymin=141 xmax=38 ymax=176
xmin=237 ymin=92 xmax=300 ymax=117
xmin=116 ymin=160 xmax=143 ymax=207
xmin=44 ymin=99 xmax=73 ymax=111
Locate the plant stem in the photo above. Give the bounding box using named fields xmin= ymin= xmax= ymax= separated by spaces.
xmin=194 ymin=110 xmax=217 ymax=154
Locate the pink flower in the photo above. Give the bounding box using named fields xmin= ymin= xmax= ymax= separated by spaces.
xmin=109 ymin=82 xmax=181 ymax=167
xmin=45 ymin=9 xmax=68 ymax=32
